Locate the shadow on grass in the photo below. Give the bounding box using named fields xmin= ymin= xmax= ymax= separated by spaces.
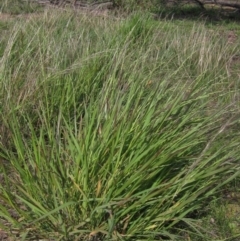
xmin=153 ymin=5 xmax=240 ymax=25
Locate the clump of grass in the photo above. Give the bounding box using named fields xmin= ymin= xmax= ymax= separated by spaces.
xmin=0 ymin=10 xmax=240 ymax=240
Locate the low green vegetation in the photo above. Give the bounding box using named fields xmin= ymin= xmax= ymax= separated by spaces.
xmin=0 ymin=0 xmax=43 ymax=14
xmin=0 ymin=3 xmax=240 ymax=241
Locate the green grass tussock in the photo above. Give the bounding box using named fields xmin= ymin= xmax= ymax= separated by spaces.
xmin=0 ymin=10 xmax=240 ymax=240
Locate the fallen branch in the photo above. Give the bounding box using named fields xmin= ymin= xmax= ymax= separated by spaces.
xmin=193 ymin=0 xmax=240 ymax=10
xmin=210 ymin=0 xmax=240 ymax=9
